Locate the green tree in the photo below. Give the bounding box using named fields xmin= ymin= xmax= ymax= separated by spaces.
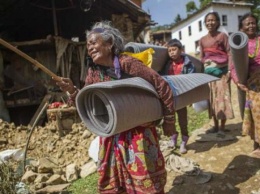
xmin=186 ymin=1 xmax=198 ymax=15
xmin=173 ymin=14 xmax=182 ymax=24
xmin=199 ymin=0 xmax=212 ymax=8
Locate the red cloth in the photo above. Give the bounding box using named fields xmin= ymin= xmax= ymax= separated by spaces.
xmin=85 ymin=55 xmax=170 ymax=194
xmin=168 ymin=58 xmax=184 ymax=75
xmin=98 ymin=126 xmax=166 ymax=194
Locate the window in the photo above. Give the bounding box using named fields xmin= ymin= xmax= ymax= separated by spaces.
xmin=198 ymin=21 xmax=202 ymax=31
xmin=179 ymin=31 xmax=182 ymax=40
xmin=222 ymin=15 xmax=227 ymax=26
xmin=188 ymin=26 xmax=191 ymax=36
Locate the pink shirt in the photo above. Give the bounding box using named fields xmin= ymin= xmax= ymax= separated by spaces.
xmin=248 ymin=37 xmax=260 ymax=72
xmin=230 ymin=36 xmax=260 ymax=83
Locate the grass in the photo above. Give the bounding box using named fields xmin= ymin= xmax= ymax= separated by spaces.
xmin=0 ymin=161 xmax=17 ymax=194
xmin=68 ymin=106 xmax=209 ymax=193
xmin=68 ymin=173 xmax=98 ymax=194
xmin=186 ymin=105 xmax=209 ymax=133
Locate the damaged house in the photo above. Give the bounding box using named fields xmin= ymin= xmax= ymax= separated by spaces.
xmin=0 ymin=0 xmax=151 ymax=125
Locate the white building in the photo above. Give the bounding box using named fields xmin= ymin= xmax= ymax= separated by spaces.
xmin=170 ymin=0 xmax=252 ymax=54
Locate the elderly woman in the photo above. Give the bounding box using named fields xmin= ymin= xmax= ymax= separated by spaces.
xmin=55 ymin=21 xmax=175 ymax=193
xmin=230 ymin=13 xmax=260 ymax=158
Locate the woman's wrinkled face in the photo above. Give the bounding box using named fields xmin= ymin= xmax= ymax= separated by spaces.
xmin=205 ymin=14 xmax=219 ymax=32
xmin=240 ymin=16 xmax=257 ymax=39
xmin=87 ymin=33 xmax=112 ymax=65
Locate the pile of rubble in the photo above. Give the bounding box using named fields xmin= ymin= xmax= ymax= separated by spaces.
xmin=0 ymin=108 xmax=98 ymax=193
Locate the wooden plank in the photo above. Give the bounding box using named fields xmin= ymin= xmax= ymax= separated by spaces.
xmin=0 ymin=38 xmax=61 ymax=81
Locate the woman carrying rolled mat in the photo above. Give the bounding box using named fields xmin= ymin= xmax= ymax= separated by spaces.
xmin=199 ymin=11 xmax=234 ymax=136
xmin=54 ymin=21 xmax=176 ymax=194
xmin=230 ymin=13 xmax=260 ymax=158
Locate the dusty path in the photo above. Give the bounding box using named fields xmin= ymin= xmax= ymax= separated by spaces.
xmin=164 ymin=83 xmax=260 ymax=194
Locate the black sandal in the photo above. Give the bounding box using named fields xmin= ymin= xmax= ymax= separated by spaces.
xmin=206 ymin=127 xmax=218 ymax=134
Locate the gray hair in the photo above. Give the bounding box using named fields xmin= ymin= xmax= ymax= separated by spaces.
xmin=86 ymin=21 xmax=125 ymax=56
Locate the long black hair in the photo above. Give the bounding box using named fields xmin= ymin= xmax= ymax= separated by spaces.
xmin=204 ymin=11 xmax=221 ymax=30
xmin=238 ymin=12 xmax=259 ymax=32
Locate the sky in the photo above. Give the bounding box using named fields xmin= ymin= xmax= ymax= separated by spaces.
xmin=142 ymin=0 xmax=200 ymax=26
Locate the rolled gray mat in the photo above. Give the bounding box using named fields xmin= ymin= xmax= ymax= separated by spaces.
xmin=228 ymin=31 xmax=249 ymax=118
xmin=124 ymin=42 xmax=203 ymax=73
xmin=76 ymin=77 xmax=163 ymax=137
xmin=76 ymin=73 xmax=219 ymax=137
xmin=163 ymin=74 xmax=213 ymax=110
xmin=228 ymin=31 xmax=248 ymax=84
xmin=124 ymin=42 xmax=169 ymax=72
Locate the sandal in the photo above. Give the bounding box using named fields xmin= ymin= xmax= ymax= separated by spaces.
xmin=206 ymin=127 xmax=218 ymax=134
xmin=216 ymin=131 xmax=226 ymax=138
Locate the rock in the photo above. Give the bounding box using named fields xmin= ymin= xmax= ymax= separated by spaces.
xmin=34 ymin=173 xmax=51 ymax=184
xmin=52 ymin=167 xmax=63 ymax=175
xmin=80 ymin=160 xmax=97 ymax=178
xmin=46 ymin=174 xmax=67 ymax=185
xmin=35 ymin=183 xmax=71 ymax=193
xmin=0 ymin=138 xmax=7 ymax=144
xmin=21 ymin=170 xmax=38 ymax=183
xmin=37 ymin=158 xmax=59 ymax=173
xmin=34 ymin=182 xmax=46 ymax=190
xmin=82 ymin=130 xmax=92 ymax=139
xmin=65 ymin=163 xmax=79 ymax=182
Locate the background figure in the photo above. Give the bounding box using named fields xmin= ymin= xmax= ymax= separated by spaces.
xmin=55 ymin=21 xmax=175 ymax=194
xmin=230 ymin=13 xmax=260 ymax=158
xmin=199 ymin=12 xmax=234 ymax=135
xmin=160 ymin=38 xmax=195 ymax=154
xmin=4 ymin=55 xmax=47 ymax=98
xmin=0 ymin=51 xmax=10 ymax=122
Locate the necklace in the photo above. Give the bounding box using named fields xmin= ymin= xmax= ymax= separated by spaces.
xmin=248 ymin=37 xmax=259 ymax=58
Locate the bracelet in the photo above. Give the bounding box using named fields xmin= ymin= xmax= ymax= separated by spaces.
xmin=164 ymin=115 xmax=175 ymax=122
xmin=164 ymin=115 xmax=175 ymax=119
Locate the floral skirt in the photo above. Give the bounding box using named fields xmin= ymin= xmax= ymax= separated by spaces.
xmin=242 ymin=70 xmax=260 ymax=144
xmin=97 ymin=126 xmax=166 ymax=194
xmin=209 ymin=73 xmax=234 ymax=120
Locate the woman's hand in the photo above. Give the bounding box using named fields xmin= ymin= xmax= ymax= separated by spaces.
xmin=237 ymin=83 xmax=248 ymax=92
xmin=54 ymin=77 xmax=75 ymax=94
xmin=226 ymin=71 xmax=231 ymax=83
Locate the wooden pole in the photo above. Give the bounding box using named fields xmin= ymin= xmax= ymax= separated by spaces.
xmin=51 ymin=0 xmax=59 ymax=36
xmin=0 ymin=38 xmax=61 ymax=81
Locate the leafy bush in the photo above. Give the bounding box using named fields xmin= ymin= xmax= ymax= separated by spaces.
xmin=0 ymin=162 xmax=17 ymax=194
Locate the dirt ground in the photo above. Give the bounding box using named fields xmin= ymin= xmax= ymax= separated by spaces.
xmin=164 ymin=83 xmax=260 ymax=194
